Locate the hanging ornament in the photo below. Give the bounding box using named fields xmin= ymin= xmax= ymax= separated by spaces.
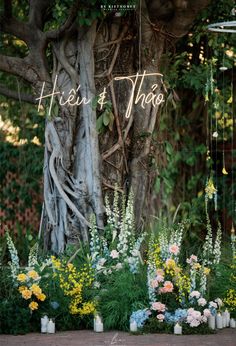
xmin=214 ymin=188 xmax=218 ymax=211
xmin=222 ymin=166 xmax=228 ymax=175
xmin=212 ymin=131 xmax=219 ymax=138
xmin=231 ymin=223 xmax=235 ymax=235
xmin=219 ymin=66 xmax=228 ymax=71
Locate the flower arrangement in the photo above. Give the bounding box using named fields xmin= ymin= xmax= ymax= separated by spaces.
xmin=90 ymin=189 xmax=144 ymax=277
xmin=51 ymin=257 xmax=96 ymax=316
xmin=130 ymin=309 xmax=151 ymax=328
xmin=16 ymin=269 xmax=46 ymax=311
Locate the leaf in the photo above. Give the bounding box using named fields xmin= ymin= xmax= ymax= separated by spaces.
xmin=96 ymin=115 xmax=104 ymax=133
xmin=103 ymin=111 xmax=110 ymax=126
xmin=91 ymin=96 xmax=98 ymax=110
xmin=165 ymin=142 xmax=173 ymax=156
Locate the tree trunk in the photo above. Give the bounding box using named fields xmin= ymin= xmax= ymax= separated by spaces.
xmin=0 ymin=0 xmax=211 ymax=253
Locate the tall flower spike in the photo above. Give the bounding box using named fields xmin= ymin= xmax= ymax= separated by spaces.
xmin=5 ymin=231 xmax=20 ymax=280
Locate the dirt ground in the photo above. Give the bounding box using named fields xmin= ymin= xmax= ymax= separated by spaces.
xmin=0 ymin=329 xmax=236 ymax=346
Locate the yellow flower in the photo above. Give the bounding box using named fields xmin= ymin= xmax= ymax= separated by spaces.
xmin=192 ymin=263 xmax=201 ymax=270
xmin=28 ymin=270 xmax=39 ymax=280
xmin=18 ymin=286 xmax=27 ymax=293
xmin=30 ymin=283 xmax=42 ymax=296
xmin=29 ymin=301 xmax=38 ymax=311
xmin=165 ymin=258 xmax=176 ymax=268
xmin=78 ymin=301 xmax=96 ymax=315
xmin=17 ymin=273 xmax=27 ymax=282
xmin=67 ymin=263 xmax=74 ymax=271
xmin=37 ymin=293 xmax=46 ymax=301
xmin=21 ymin=289 xmax=32 ymax=300
xmin=205 ymin=178 xmax=217 ymax=199
xmin=204 ymin=267 xmax=211 ymax=275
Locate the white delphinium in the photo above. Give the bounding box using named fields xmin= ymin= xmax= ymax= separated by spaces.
xmin=105 ymin=194 xmax=114 ymax=227
xmin=89 ymin=215 xmax=101 ymax=264
xmin=199 ymin=272 xmax=207 ymax=296
xmin=159 ymin=230 xmax=169 ymax=261
xmin=28 ymin=242 xmax=39 ymax=268
xmin=128 ymin=233 xmax=145 ymax=273
xmin=213 ymin=222 xmax=222 ymax=265
xmin=6 ymin=231 xmax=19 ymax=280
xmin=117 ymin=191 xmax=134 ymax=259
xmin=169 ymin=222 xmax=184 ymax=249
xmin=113 ymin=185 xmax=120 ymax=229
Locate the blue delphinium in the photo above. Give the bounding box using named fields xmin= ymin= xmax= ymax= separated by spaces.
xmin=130 ymin=309 xmax=150 ymax=328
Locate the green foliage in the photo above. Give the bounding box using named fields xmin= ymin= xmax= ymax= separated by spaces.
xmin=142 ymin=317 xmax=172 ymax=334
xmin=98 ymin=266 xmax=148 ymax=330
xmin=0 ymin=299 xmax=31 ymax=334
xmin=96 ymin=101 xmax=114 ymax=133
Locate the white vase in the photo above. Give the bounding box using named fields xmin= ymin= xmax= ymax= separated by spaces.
xmin=230 ymin=318 xmax=236 ymax=328
xmin=174 ymin=323 xmax=182 ymax=335
xmin=130 ymin=321 xmax=138 ymax=332
xmin=47 ymin=319 xmax=55 ymax=333
xmin=216 ymin=313 xmax=223 ymax=329
xmin=222 ymin=312 xmax=227 ymax=328
xmin=208 ymin=315 xmax=215 ymax=330
xmin=225 ymin=309 xmax=230 ymax=327
xmin=94 ymin=322 xmax=104 ymax=332
xmin=41 ymin=315 xmax=49 ymax=333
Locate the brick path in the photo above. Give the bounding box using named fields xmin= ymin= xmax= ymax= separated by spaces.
xmin=1 ymin=329 xmax=236 ymax=346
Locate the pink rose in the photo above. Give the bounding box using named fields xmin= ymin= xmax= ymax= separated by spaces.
xmin=156 ymin=275 xmax=164 ymax=283
xmin=190 ymin=319 xmax=200 ymax=327
xmin=151 ymin=279 xmax=159 ymax=288
xmin=169 ymin=244 xmax=180 ymax=255
xmin=187 ymin=308 xmax=195 ymax=315
xmin=190 ymin=290 xmax=201 ymax=299
xmin=187 ymin=255 xmax=198 ymax=264
xmin=156 ymin=314 xmax=165 ymax=322
xmin=203 ymin=309 xmax=211 ymax=317
xmin=163 ymin=281 xmax=174 ymax=293
xmin=110 ymin=250 xmax=119 ymax=259
xmin=156 ymin=269 xmax=164 ymax=276
xmin=197 ymin=298 xmax=207 ymax=307
xmin=151 ymin=302 xmax=166 ymax=312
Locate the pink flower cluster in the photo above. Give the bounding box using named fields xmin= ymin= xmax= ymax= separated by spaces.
xmin=186 ymin=308 xmax=207 ymax=327
xmin=186 ymin=254 xmax=198 ymax=265
xmin=169 ymin=244 xmax=180 ymax=256
xmin=159 ymin=281 xmax=174 ymax=293
xmin=151 ymin=269 xmax=164 ymax=289
xmin=151 ymin=302 xmax=165 ymax=322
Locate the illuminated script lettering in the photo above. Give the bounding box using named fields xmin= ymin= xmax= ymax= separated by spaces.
xmin=36 ymin=71 xmax=165 ymax=118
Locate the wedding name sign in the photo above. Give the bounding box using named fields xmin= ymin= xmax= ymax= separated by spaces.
xmin=36 ymin=71 xmax=164 ymax=118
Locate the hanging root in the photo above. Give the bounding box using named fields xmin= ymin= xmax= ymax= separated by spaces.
xmin=45 ymin=122 xmax=93 ymax=229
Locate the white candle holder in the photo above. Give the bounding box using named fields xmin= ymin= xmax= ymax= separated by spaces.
xmin=47 ymin=318 xmax=55 ymax=333
xmin=130 ymin=321 xmax=138 ymax=332
xmin=41 ymin=315 xmax=49 ymax=333
xmin=94 ymin=314 xmax=104 ymax=332
xmin=208 ymin=315 xmax=216 ymax=330
xmin=174 ymin=323 xmax=182 ymax=335
xmin=222 ymin=312 xmax=227 ymax=328
xmin=216 ymin=313 xmax=223 ymax=329
xmin=225 ymin=309 xmax=230 ymax=327
xmin=230 ymin=318 xmax=236 ymax=328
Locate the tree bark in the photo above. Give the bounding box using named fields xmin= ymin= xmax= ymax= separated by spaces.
xmin=0 ymin=0 xmax=212 ymax=252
